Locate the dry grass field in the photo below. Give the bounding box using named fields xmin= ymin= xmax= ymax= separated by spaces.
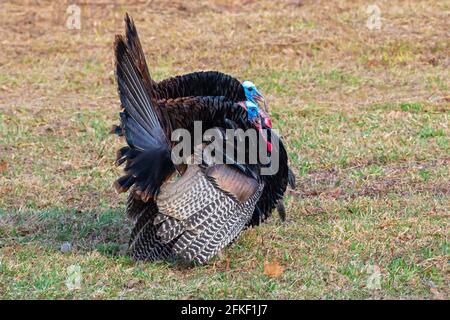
xmin=0 ymin=0 xmax=448 ymax=299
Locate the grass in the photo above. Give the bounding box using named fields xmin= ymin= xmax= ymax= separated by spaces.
xmin=0 ymin=0 xmax=448 ymax=299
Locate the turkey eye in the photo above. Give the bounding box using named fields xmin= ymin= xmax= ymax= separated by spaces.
xmin=248 ymin=87 xmax=253 ymax=92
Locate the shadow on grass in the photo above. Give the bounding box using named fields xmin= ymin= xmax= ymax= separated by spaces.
xmin=0 ymin=208 xmax=132 ymax=258
xmin=0 ymin=208 xmax=204 ymax=270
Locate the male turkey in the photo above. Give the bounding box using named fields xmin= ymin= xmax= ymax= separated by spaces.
xmin=111 ymin=14 xmax=296 ymax=220
xmin=113 ymin=14 xmax=290 ymax=264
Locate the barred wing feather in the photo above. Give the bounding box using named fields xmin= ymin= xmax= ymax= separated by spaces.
xmin=154 ymin=165 xmax=263 ymax=264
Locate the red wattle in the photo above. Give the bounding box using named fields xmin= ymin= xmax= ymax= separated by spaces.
xmin=258 ymin=126 xmax=272 ymax=153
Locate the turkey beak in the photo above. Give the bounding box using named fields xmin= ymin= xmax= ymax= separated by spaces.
xmin=253 ymin=91 xmax=268 ymax=112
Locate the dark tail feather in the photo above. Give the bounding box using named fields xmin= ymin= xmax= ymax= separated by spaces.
xmin=115 ymin=146 xmax=131 ymax=165
xmin=275 ymin=167 xmax=294 ymax=222
xmin=115 ymin=37 xmax=166 ymax=146
xmin=114 ymin=174 xmax=136 ymax=193
xmin=276 ymin=201 xmax=286 ymax=222
xmin=124 ymin=13 xmax=158 ymax=94
xmin=288 ymin=167 xmax=296 ymax=189
xmin=114 ymin=33 xmax=174 ymax=200
xmin=110 ymin=124 xmax=123 ymax=136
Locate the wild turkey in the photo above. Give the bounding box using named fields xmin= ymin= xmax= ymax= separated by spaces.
xmin=113 ymin=15 xmax=290 ymax=264
xmin=111 ymin=15 xmax=296 ymax=220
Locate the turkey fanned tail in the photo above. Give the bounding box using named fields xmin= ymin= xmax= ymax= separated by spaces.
xmin=114 ymin=34 xmax=175 ymax=200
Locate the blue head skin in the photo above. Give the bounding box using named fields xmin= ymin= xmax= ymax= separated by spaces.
xmin=242 ymin=81 xmax=266 ymax=109
xmin=244 ymin=101 xmax=260 ymax=123
xmin=242 ymin=80 xmax=272 ymax=129
xmin=240 ymin=101 xmax=272 ymax=153
xmin=241 ymin=82 xmax=273 ymax=152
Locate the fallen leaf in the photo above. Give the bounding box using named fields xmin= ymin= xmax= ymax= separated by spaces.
xmin=327 ymin=187 xmax=342 ymax=199
xmin=366 ymin=59 xmax=380 ymax=67
xmin=0 ymin=160 xmax=8 ymax=174
xmin=264 ymin=259 xmax=284 ymax=278
xmin=225 ymin=258 xmax=231 ymax=271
